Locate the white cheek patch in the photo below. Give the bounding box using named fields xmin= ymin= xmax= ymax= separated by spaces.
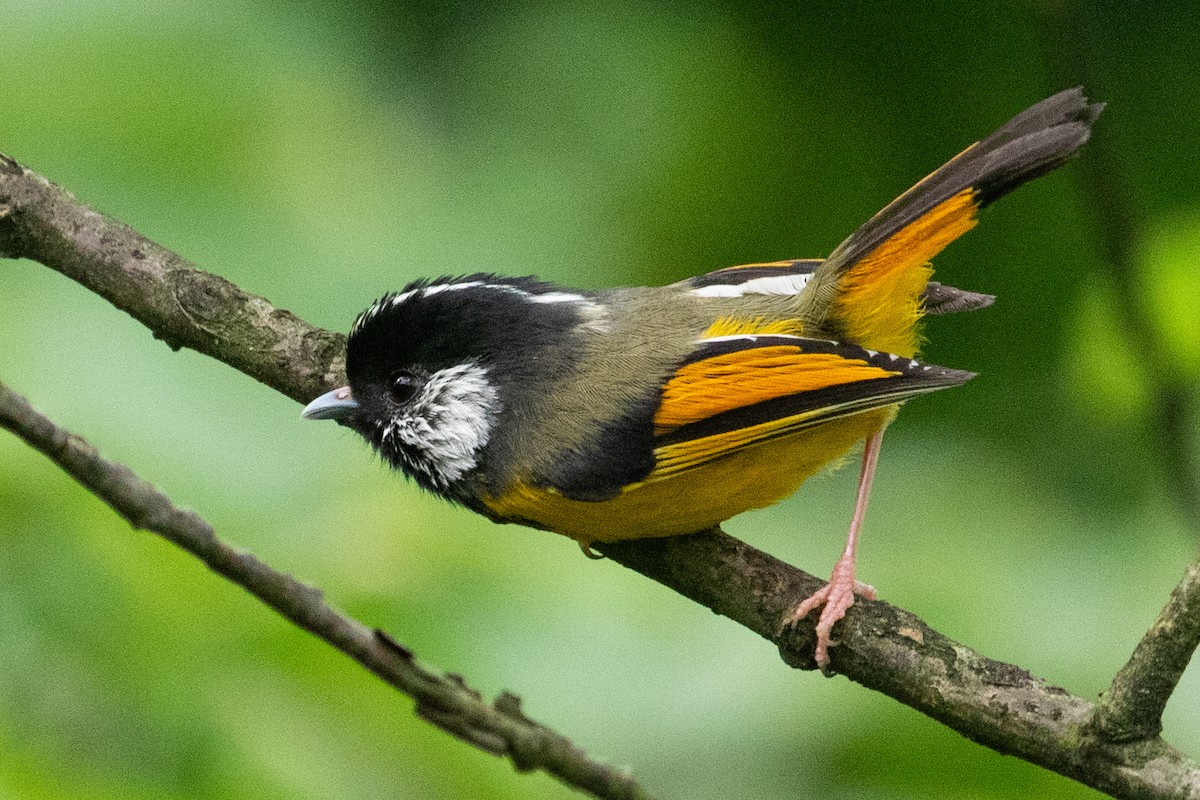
xmin=690 ymin=273 xmax=813 ymax=298
xmin=382 ymin=364 xmax=500 ymax=489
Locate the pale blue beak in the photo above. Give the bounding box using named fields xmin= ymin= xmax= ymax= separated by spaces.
xmin=301 ymin=386 xmax=359 ymax=420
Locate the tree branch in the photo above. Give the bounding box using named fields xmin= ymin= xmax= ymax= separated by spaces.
xmin=0 ymin=379 xmax=653 ymax=800
xmin=1093 ymin=562 xmax=1200 ymax=743
xmin=0 ymin=152 xmax=342 ymax=406
xmin=3 ymin=152 xmax=1199 ymax=798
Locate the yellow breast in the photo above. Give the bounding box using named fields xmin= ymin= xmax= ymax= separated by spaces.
xmin=482 ymin=407 xmax=894 ymax=545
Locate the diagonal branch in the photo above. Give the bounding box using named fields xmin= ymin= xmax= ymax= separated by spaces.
xmin=3 ymin=151 xmax=1199 ymax=798
xmin=0 ymin=379 xmax=653 ymax=800
xmin=1093 ymin=562 xmax=1200 ymax=743
xmin=0 ymin=152 xmax=343 ymax=406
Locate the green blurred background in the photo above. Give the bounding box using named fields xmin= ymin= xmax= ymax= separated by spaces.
xmin=2 ymin=1 xmax=1198 ymax=798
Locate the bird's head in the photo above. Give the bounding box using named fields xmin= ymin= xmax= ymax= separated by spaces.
xmin=302 ymin=275 xmax=604 ymax=498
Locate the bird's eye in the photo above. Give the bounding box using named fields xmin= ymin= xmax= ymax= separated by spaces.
xmin=389 ymin=371 xmax=419 ymax=404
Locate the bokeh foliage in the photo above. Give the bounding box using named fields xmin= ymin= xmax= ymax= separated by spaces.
xmin=1 ymin=1 xmax=1198 ymax=798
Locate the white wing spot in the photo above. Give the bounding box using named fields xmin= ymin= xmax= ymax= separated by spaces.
xmin=690 ymin=273 xmax=813 ymax=298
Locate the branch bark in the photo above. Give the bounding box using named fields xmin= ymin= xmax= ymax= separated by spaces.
xmin=0 ymin=152 xmax=343 ymax=405
xmin=0 ymin=379 xmax=653 ymax=800
xmin=1093 ymin=562 xmax=1200 ymax=743
xmin=3 ymin=152 xmax=1199 ymax=799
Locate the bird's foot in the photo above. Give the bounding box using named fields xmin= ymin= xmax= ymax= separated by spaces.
xmin=779 ymin=555 xmax=875 ymax=674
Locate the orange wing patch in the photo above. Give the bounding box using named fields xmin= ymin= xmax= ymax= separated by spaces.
xmin=654 ymin=345 xmax=898 ymax=432
xmin=830 ymin=188 xmax=980 ymax=357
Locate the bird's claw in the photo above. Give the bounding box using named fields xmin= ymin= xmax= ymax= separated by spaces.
xmin=779 ymin=572 xmax=875 ymax=674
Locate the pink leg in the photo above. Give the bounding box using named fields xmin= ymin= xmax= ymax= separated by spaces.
xmin=781 ymin=429 xmax=884 ymax=672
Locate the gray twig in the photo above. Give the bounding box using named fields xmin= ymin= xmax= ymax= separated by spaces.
xmin=0 ymin=380 xmax=653 ymax=800
xmin=1092 ymin=562 xmax=1200 ymax=743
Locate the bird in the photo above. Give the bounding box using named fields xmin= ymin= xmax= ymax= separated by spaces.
xmin=303 ymin=88 xmax=1102 ymax=671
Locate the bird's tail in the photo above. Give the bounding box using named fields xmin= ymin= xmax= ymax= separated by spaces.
xmin=802 ymin=88 xmax=1103 ymax=357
